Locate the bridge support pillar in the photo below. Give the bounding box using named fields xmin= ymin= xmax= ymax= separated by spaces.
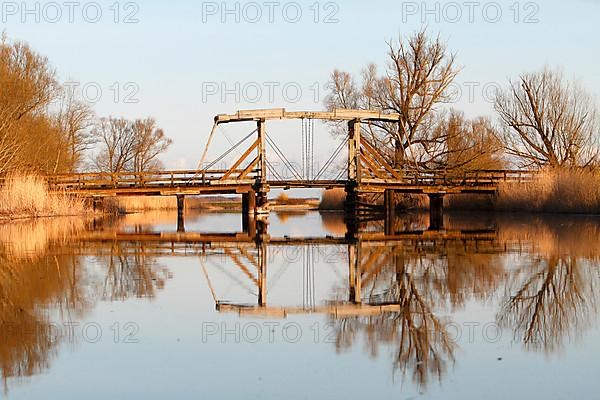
xmin=176 ymin=195 xmax=185 ymax=232
xmin=428 ymin=194 xmax=444 ymax=231
xmin=242 ymin=190 xmax=257 ymax=236
xmin=384 ymin=190 xmax=396 ymax=235
xmin=344 ymin=185 xmax=359 ymax=240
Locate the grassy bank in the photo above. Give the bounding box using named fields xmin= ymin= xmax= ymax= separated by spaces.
xmin=0 ymin=175 xmax=87 ymax=220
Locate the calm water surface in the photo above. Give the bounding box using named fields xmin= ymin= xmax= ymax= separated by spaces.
xmin=1 ymin=211 xmax=599 ymax=399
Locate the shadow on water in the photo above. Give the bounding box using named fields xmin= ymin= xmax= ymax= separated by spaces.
xmin=1 ymin=211 xmax=600 ymax=393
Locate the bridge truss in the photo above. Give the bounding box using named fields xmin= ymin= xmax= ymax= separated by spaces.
xmin=47 ymin=108 xmax=535 ymax=231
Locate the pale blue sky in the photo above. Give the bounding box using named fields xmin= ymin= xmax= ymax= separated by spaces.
xmin=3 ymin=0 xmax=599 ymax=169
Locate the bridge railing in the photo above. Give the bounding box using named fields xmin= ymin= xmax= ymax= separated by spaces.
xmin=47 ymin=169 xmax=260 ymax=190
xmin=45 ymin=168 xmax=536 ymax=192
xmin=399 ymin=169 xmax=536 ymax=186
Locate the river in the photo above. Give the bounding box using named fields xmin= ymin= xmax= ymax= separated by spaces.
xmin=1 ymin=211 xmax=599 ymax=399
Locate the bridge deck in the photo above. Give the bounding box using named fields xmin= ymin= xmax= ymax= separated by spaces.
xmin=47 ymin=169 xmax=534 ymax=197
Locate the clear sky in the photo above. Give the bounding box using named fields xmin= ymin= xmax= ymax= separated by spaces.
xmin=2 ymin=0 xmax=599 ymax=169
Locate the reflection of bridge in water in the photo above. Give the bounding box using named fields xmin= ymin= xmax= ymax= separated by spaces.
xmin=49 ymin=109 xmax=535 ymax=231
xmin=70 ymin=221 xmax=515 ymax=386
xmin=74 ymin=224 xmax=515 ymax=317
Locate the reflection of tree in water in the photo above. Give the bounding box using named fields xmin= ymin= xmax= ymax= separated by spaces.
xmin=497 ymin=218 xmax=600 ymax=352
xmin=334 ymin=241 xmax=505 ymax=388
xmin=0 ymin=251 xmax=89 ymax=391
xmin=0 ymin=220 xmax=171 ymax=391
xmin=95 ymin=243 xmax=172 ymax=301
xmin=498 ymin=257 xmax=597 ymax=352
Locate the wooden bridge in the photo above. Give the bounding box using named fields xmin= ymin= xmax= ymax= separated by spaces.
xmin=47 ymin=108 xmax=534 ymax=230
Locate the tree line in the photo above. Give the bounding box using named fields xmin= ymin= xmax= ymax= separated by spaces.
xmin=325 ymin=29 xmax=600 ymax=170
xmin=0 ymin=33 xmax=171 ymax=176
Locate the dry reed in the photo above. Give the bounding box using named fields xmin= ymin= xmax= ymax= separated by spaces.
xmin=495 ymin=169 xmax=600 ymax=214
xmin=0 ymin=175 xmax=86 ymax=219
xmin=105 ymin=196 xmax=209 ymax=213
xmin=319 ymin=188 xmax=346 ymax=210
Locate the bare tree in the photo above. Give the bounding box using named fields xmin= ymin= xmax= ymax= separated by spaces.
xmin=92 ymin=117 xmax=137 ymax=173
xmin=325 ymin=29 xmax=460 ymax=169
xmin=495 ymin=68 xmax=600 ymax=168
xmin=92 ymin=117 xmax=171 ymax=173
xmin=425 ymin=111 xmax=504 ymax=171
xmin=54 ymin=85 xmax=94 ymax=171
xmin=130 ymin=118 xmax=172 ymax=173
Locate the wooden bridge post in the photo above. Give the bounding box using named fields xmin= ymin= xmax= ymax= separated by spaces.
xmin=428 ymin=194 xmax=444 ymax=231
xmin=256 ymin=119 xmax=270 ymax=214
xmin=242 ymin=190 xmax=257 ymax=236
xmin=347 ymin=119 xmax=361 ymax=186
xmin=257 ymin=119 xmax=267 ymax=184
xmin=176 ymin=195 xmax=185 ymax=232
xmin=242 ymin=192 xmax=251 ymax=215
xmin=384 ymin=190 xmax=396 ymax=235
xmin=243 ymin=215 xmax=257 ymax=239
xmin=345 ymin=119 xmax=362 ymax=232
